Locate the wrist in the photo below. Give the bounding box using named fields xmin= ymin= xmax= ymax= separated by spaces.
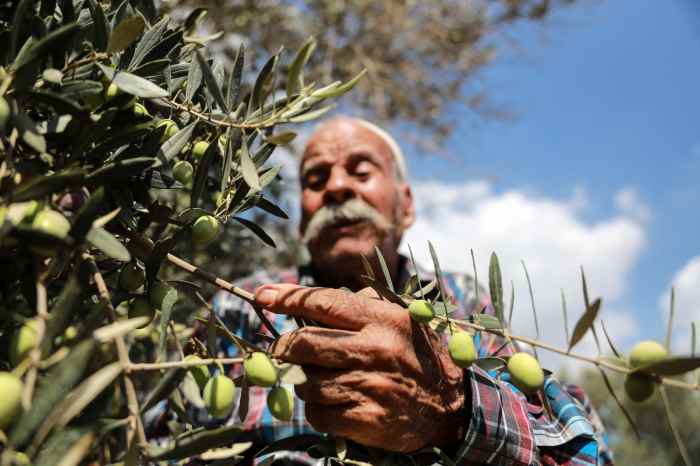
xmin=431 ymin=370 xmax=468 ymax=449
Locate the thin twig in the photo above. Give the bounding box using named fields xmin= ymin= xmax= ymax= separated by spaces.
xmin=129 ymin=357 xmax=244 ymax=371
xmin=442 ymin=315 xmax=700 ymax=391
xmin=85 ymin=255 xmax=147 ymax=447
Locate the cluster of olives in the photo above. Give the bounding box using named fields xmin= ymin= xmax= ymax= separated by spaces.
xmin=408 ymin=299 xmax=545 ymax=395
xmin=154 ymin=117 xmax=223 ymax=247
xmin=624 ymin=340 xmax=667 ymax=403
xmin=186 ymin=352 xmax=294 ymax=422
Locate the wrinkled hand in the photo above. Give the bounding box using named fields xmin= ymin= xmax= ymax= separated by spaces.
xmin=254 ymin=284 xmax=466 ymax=453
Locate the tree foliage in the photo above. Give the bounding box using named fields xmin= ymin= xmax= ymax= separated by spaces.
xmin=165 ymin=0 xmax=580 ymax=140
xmin=0 ymin=0 xmax=356 ymax=462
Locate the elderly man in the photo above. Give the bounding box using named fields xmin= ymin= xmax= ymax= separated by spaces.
xmin=196 ymin=116 xmax=612 ymax=465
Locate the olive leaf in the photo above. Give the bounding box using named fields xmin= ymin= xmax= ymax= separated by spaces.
xmin=568 ymin=298 xmax=602 ymax=353
xmin=98 ymin=64 xmax=169 ymax=98
xmin=107 ymin=15 xmax=146 ymax=54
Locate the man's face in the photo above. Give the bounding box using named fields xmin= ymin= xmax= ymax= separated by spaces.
xmin=299 ymin=119 xmax=415 ymax=266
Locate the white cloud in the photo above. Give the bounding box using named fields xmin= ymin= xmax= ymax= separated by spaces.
xmin=401 ymin=180 xmax=648 ymax=371
xmin=659 ymin=255 xmax=700 ymax=353
xmin=615 ymin=187 xmax=652 ymax=223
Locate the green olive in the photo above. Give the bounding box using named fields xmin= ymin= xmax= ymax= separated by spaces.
xmin=267 ymin=386 xmax=294 ymax=422
xmin=0 ymin=372 xmax=23 ymax=430
xmin=629 ymin=340 xmax=667 ymax=368
xmin=119 ymin=262 xmax=146 ymax=291
xmin=10 ymin=318 xmax=40 ymax=366
xmin=30 ymin=208 xmax=71 ymax=256
xmin=184 ymin=354 xmax=210 ymax=391
xmin=244 ymin=352 xmax=278 ymax=387
xmin=624 ymin=373 xmax=656 ymax=403
xmin=191 ymin=141 xmax=210 ymax=159
xmin=407 ymin=299 xmax=435 ymax=323
xmin=173 ymin=160 xmax=194 ymax=185
xmin=31 ymin=209 xmax=70 ymax=238
xmin=0 ymin=96 xmax=10 ymax=134
xmin=104 ymin=83 xmax=119 ymax=101
xmin=191 ymin=215 xmax=220 ymax=246
xmin=507 ymin=352 xmax=544 ymax=395
xmin=132 ymin=102 xmax=150 ymax=117
xmin=157 ymin=119 xmax=178 ymax=143
xmin=448 ymin=331 xmax=477 ymax=368
xmin=203 ymin=374 xmax=236 ymax=418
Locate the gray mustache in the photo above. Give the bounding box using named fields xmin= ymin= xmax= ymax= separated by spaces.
xmin=302 ymin=199 xmax=392 ymax=244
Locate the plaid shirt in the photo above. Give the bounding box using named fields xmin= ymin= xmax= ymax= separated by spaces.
xmin=148 ymin=257 xmax=613 ymax=465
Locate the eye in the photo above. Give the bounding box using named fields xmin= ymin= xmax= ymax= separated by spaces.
xmin=352 ymin=160 xmax=374 ymax=180
xmin=303 ymin=167 xmax=328 ymax=190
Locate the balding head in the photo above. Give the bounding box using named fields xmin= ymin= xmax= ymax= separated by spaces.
xmin=303 ymin=116 xmax=408 ymax=182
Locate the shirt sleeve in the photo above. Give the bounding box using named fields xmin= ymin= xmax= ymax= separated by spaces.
xmin=454 ymin=367 xmax=614 ymax=466
xmin=454 ymin=366 xmax=538 ymax=466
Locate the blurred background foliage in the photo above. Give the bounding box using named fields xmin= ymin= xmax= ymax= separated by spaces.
xmin=164 ymin=0 xmax=582 ymax=288
xmin=578 ymin=368 xmax=700 ymax=465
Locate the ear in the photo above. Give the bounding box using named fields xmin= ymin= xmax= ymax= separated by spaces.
xmin=397 ymin=183 xmax=415 ymax=232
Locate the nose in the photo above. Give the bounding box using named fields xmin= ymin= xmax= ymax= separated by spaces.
xmin=323 ymin=166 xmax=355 ymax=204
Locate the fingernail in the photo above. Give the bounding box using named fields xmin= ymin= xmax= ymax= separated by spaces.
xmin=256 ymin=287 xmax=278 ymax=306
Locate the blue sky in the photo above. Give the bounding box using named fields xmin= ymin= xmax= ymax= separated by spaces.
xmin=400 ymin=0 xmax=700 ymax=362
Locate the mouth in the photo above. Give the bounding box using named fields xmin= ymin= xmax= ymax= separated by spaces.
xmin=324 ymin=218 xmax=367 ymax=234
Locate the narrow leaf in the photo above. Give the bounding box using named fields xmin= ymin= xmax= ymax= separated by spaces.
xmin=255 ymin=197 xmax=288 ymax=219
xmin=226 ymin=43 xmax=244 ymax=109
xmin=196 ymin=51 xmax=228 ymax=112
xmin=286 ymin=37 xmax=316 ymax=97
xmin=129 ymin=15 xmax=169 ymax=69
xmin=597 ymin=367 xmax=640 ymax=440
xmin=233 ymin=217 xmax=275 ymax=247
xmin=239 ymin=137 xmax=261 ymax=192
xmin=568 ymin=298 xmax=602 ymax=352
xmin=107 ymin=15 xmax=144 ymax=53
xmin=158 ymin=286 xmax=180 ymax=358
xmin=191 ymin=135 xmax=219 ymax=208
xmin=428 ymin=241 xmax=451 ymax=320
xmin=220 ymin=128 xmax=241 ymax=193
xmin=250 ymin=52 xmax=279 ymax=111
xmin=665 ymin=287 xmax=675 ymax=352
xmin=98 ymin=64 xmax=169 ymax=98
xmin=86 ymin=227 xmax=131 ymax=261
xmin=521 ymin=261 xmax=540 ymax=359
xmin=488 ymin=253 xmax=504 ymax=324
xmin=186 ymin=51 xmax=203 ymax=102
xmin=13 ymin=21 xmax=81 ymax=71
xmin=159 ymin=122 xmax=197 ymax=162
xmin=145 ymin=425 xmax=244 ymax=461
xmin=141 ymin=368 xmax=187 ymax=413
xmin=600 ymin=320 xmax=622 ymax=360
xmin=374 ymin=245 xmax=394 ymax=293
xmin=634 ymin=357 xmax=700 ymax=376
xmin=86 ymin=0 xmax=109 ymax=51
xmin=660 ymin=386 xmax=692 ymax=466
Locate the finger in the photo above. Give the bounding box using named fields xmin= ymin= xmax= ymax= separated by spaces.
xmin=271 ymin=327 xmax=383 ymax=368
xmin=255 ymin=284 xmax=392 ymax=330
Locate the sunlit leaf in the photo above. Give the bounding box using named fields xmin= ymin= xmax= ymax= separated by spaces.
xmin=568 ymin=298 xmax=601 ymax=352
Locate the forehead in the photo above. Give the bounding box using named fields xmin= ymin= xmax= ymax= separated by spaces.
xmin=300 ymin=119 xmax=395 ymax=170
